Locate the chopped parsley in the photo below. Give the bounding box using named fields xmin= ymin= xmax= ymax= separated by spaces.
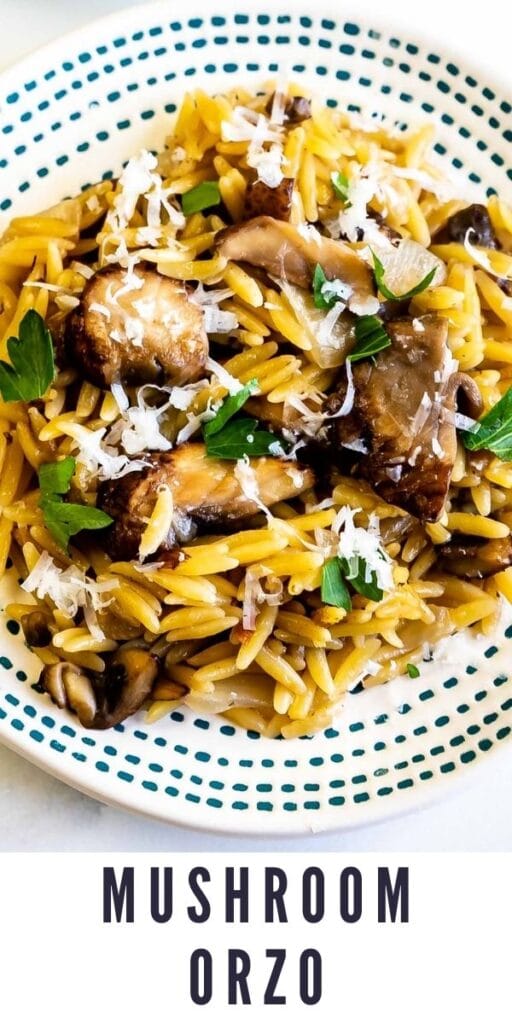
xmin=312 ymin=263 xmax=351 ymax=310
xmin=204 ymin=418 xmax=284 ymax=460
xmin=321 ymin=554 xmax=384 ymax=609
xmin=182 ymin=180 xmax=221 ymax=216
xmin=331 ymin=171 xmax=351 ymax=205
xmin=372 ymin=249 xmax=437 ymax=302
xmin=38 ymin=456 xmax=113 ymax=551
xmin=349 ymin=315 xmax=391 ymax=363
xmin=321 ymin=557 xmax=352 ymax=610
xmin=406 ymin=663 xmax=420 ymax=679
xmin=203 ymin=379 xmax=259 ymax=438
xmin=461 ymin=386 xmax=512 ymax=462
xmin=0 ymin=309 xmax=55 ymax=402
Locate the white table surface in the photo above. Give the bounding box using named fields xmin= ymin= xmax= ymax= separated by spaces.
xmin=1 ymin=0 xmax=512 ymax=852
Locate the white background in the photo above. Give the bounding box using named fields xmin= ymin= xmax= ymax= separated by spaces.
xmin=1 ymin=0 xmax=512 ymax=852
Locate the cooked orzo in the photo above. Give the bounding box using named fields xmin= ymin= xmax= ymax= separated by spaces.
xmin=1 ymin=81 xmax=512 ymax=737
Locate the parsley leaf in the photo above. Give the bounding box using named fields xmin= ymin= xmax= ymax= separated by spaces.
xmin=39 ymin=456 xmax=76 ymax=499
xmin=0 ymin=309 xmax=55 ymax=402
xmin=406 ymin=663 xmax=420 ymax=679
xmin=461 ymin=386 xmax=512 ymax=461
xmin=312 ymin=264 xmax=332 ymax=310
xmin=331 ymin=171 xmax=350 ymax=205
xmin=38 ymin=457 xmax=112 ymax=551
xmin=205 ymin=418 xmax=284 ymax=460
xmin=339 ymin=556 xmax=384 ymax=602
xmin=203 ymin=379 xmax=259 ymax=439
xmin=321 ymin=558 xmax=352 ymax=610
xmin=182 ymin=180 xmax=221 ymax=216
xmin=371 ymin=250 xmax=437 ymax=302
xmin=312 ymin=263 xmax=350 ymax=310
xmin=349 ymin=315 xmax=391 ymax=363
xmin=40 ymin=499 xmax=113 ymax=552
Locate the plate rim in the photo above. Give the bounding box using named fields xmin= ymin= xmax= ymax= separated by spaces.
xmin=1 ymin=0 xmax=512 ymax=835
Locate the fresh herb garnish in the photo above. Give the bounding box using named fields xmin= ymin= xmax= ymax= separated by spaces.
xmin=204 ymin=418 xmax=283 ymax=460
xmin=182 ymin=180 xmax=221 ymax=216
xmin=312 ymin=263 xmax=349 ymax=311
xmin=321 ymin=557 xmax=352 ymax=610
xmin=340 ymin=556 xmax=384 ymax=602
xmin=39 ymin=457 xmax=75 ymax=499
xmin=406 ymin=663 xmax=420 ymax=679
xmin=203 ymin=379 xmax=259 ymax=439
xmin=38 ymin=457 xmax=113 ymax=551
xmin=331 ymin=171 xmax=351 ymax=205
xmin=371 ymin=250 xmax=437 ymax=302
xmin=349 ymin=315 xmax=391 ymax=363
xmin=461 ymin=386 xmax=512 ymax=461
xmin=0 ymin=309 xmax=55 ymax=402
xmin=321 ymin=554 xmax=384 ymax=608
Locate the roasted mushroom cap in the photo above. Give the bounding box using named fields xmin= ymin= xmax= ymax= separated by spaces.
xmin=438 ymin=536 xmax=512 ymax=579
xmin=66 ymin=265 xmax=208 ymax=388
xmin=98 ymin=442 xmax=315 ymax=560
xmin=244 ymin=178 xmax=294 ymax=222
xmin=266 ymin=93 xmax=312 ymax=124
xmin=216 ymin=216 xmax=375 ymax=311
xmin=326 ymin=315 xmax=483 ymax=522
xmin=41 ymin=648 xmax=158 ymax=729
xmin=21 ymin=610 xmax=52 ymax=648
xmin=434 ymin=203 xmax=498 ymax=248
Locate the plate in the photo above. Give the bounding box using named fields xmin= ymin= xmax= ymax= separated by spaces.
xmin=1 ymin=0 xmax=512 ymax=834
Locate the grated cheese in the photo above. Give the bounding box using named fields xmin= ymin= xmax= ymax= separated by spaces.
xmin=333 ymin=506 xmax=394 ymax=593
xmin=234 ymin=456 xmax=273 ymax=522
xmin=108 ymin=383 xmax=173 ymax=456
xmin=22 ymin=551 xmax=118 ymax=618
xmin=463 ymin=228 xmax=512 ymax=281
xmin=205 ymin=356 xmax=244 ymax=395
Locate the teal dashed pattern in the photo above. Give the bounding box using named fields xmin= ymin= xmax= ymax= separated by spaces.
xmin=0 ymin=10 xmax=512 ymax=827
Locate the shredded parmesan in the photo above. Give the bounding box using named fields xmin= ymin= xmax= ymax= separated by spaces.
xmin=205 ymin=356 xmax=244 ymax=395
xmin=234 ymin=456 xmax=273 ymax=522
xmin=333 ymin=506 xmax=394 ymax=594
xmin=22 ymin=551 xmax=118 ymax=617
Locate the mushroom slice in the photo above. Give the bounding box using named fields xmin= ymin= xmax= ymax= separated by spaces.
xmin=438 ymin=536 xmax=512 ymax=579
xmin=41 ymin=648 xmax=158 ymax=730
xmin=216 ymin=216 xmax=374 ymax=310
xmin=244 ymin=178 xmax=294 ymax=222
xmin=266 ymin=93 xmax=312 ymax=124
xmin=434 ymin=203 xmax=499 ymax=248
xmin=327 ymin=315 xmax=481 ymax=523
xmin=66 ymin=264 xmax=208 ymax=388
xmin=98 ymin=442 xmax=315 ymax=560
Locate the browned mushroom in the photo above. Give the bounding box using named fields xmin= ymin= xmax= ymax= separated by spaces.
xmin=434 ymin=204 xmax=498 ymax=248
xmin=98 ymin=442 xmax=315 ymax=560
xmin=66 ymin=264 xmax=208 ymax=388
xmin=244 ymin=178 xmax=294 ymax=221
xmin=265 ymin=93 xmax=312 ymax=124
xmin=41 ymin=647 xmax=158 ymax=729
xmin=21 ymin=610 xmax=52 ymax=648
xmin=216 ymin=216 xmax=375 ymax=309
xmin=438 ymin=536 xmax=512 ymax=579
xmin=326 ymin=315 xmax=483 ymax=522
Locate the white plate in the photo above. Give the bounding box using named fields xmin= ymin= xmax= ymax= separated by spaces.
xmin=1 ymin=0 xmax=512 ymax=834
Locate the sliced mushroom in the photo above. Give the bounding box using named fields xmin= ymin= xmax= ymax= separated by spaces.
xmin=244 ymin=178 xmax=294 ymax=221
xmin=66 ymin=265 xmax=208 ymax=388
xmin=98 ymin=442 xmax=315 ymax=560
xmin=41 ymin=648 xmax=158 ymax=730
xmin=438 ymin=536 xmax=512 ymax=579
xmin=326 ymin=315 xmax=482 ymax=522
xmin=266 ymin=93 xmax=312 ymax=124
xmin=21 ymin=610 xmax=52 ymax=648
xmin=216 ymin=216 xmax=375 ymax=310
xmin=434 ymin=203 xmax=498 ymax=248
